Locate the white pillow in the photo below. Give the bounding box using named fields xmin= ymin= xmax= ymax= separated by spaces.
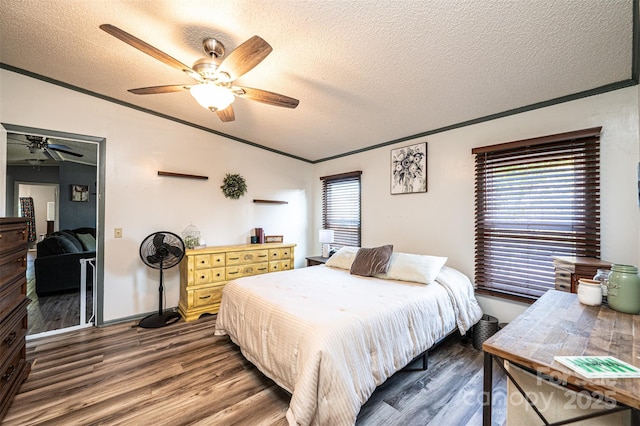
xmin=375 ymin=252 xmax=447 ymax=284
xmin=324 ymin=246 xmax=359 ymax=270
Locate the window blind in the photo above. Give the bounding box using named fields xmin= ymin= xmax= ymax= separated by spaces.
xmin=472 ymin=128 xmax=601 ymax=299
xmin=321 ymin=171 xmax=362 ymax=248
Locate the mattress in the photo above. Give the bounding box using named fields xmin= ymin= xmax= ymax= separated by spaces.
xmin=214 ymin=264 xmax=482 ymax=425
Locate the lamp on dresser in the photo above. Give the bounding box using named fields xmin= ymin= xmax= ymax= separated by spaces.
xmin=319 ymin=229 xmax=334 ymax=258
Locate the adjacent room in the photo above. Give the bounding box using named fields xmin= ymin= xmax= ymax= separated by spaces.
xmin=0 ymin=1 xmax=638 ymax=425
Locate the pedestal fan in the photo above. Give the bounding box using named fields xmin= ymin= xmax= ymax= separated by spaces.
xmin=139 ymin=231 xmax=185 ymax=328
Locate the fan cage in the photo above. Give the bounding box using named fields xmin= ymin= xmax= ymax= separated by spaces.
xmin=139 ymin=232 xmax=185 ymax=270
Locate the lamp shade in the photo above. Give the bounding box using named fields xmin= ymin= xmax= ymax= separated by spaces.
xmin=319 ymin=229 xmax=334 ymax=244
xmin=190 ymin=84 xmax=235 ymax=111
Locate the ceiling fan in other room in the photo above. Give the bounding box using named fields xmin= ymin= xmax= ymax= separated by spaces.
xmin=100 ymin=24 xmax=299 ymax=122
xmin=8 ymin=135 xmax=83 ymax=163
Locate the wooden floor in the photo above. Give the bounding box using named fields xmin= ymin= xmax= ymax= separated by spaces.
xmin=26 ymin=250 xmax=93 ymax=335
xmin=5 ymin=316 xmax=506 ymax=425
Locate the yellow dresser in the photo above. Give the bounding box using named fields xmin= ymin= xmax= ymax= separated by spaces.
xmin=179 ymin=243 xmax=295 ymax=321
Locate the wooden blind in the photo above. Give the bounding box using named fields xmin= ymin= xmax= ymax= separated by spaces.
xmin=473 ymin=128 xmax=601 ymax=299
xmin=321 ymin=171 xmax=362 ymax=248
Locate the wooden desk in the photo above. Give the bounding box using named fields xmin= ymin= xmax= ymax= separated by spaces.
xmin=483 ymin=290 xmax=640 ymax=425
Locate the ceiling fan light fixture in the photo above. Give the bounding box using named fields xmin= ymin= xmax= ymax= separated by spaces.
xmin=190 ymin=84 xmax=235 ymax=111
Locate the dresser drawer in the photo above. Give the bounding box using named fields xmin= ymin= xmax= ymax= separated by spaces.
xmin=226 ymin=262 xmax=269 ymax=279
xmin=0 ymin=223 xmax=27 ymax=255
xmin=226 ymin=250 xmax=269 ymax=265
xmin=269 ymin=262 xmax=281 ymax=272
xmin=0 ymin=249 xmax=26 ymax=287
xmin=193 ymin=286 xmax=223 ymax=308
xmin=269 ymin=248 xmax=292 ymax=261
xmin=194 ymin=254 xmax=225 ymax=270
xmin=280 ymin=259 xmax=292 ymax=270
xmin=0 ymin=301 xmax=27 ymax=356
xmin=194 ymin=267 xmax=225 ymax=285
xmin=0 ymin=348 xmax=26 ymax=403
xmin=0 ymin=276 xmax=26 ymax=324
xmin=555 ymin=270 xmax=572 ymax=293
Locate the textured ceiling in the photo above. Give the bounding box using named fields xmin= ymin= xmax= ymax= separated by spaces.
xmin=0 ymin=0 xmax=634 ymax=162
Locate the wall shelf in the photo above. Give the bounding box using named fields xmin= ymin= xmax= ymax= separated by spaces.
xmin=157 ymin=171 xmax=208 ymax=180
xmin=253 ymin=199 xmax=288 ymax=204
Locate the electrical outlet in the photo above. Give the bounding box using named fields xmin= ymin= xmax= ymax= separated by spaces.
xmin=114 ymin=228 xmax=123 ymax=238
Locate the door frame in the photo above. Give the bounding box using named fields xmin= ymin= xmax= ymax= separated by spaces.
xmin=14 ymin=181 xmax=60 ymax=238
xmin=1 ymin=123 xmax=106 ymax=326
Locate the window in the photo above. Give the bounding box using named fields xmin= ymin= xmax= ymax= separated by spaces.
xmin=472 ymin=127 xmax=601 ymax=300
xmin=321 ymin=171 xmax=362 ymax=248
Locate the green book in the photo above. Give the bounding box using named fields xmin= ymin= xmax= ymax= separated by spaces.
xmin=554 ymin=356 xmax=640 ymax=379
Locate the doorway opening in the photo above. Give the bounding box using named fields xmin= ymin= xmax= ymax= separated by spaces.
xmin=3 ymin=124 xmax=105 ymax=338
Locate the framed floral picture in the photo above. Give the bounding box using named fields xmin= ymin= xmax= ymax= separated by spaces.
xmin=391 ymin=142 xmax=427 ymax=194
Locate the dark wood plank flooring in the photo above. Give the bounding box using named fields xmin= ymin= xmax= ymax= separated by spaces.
xmin=26 ymin=250 xmax=93 ymax=335
xmin=6 ymin=315 xmax=506 ymax=425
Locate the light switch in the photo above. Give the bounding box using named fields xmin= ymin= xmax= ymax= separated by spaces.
xmin=114 ymin=228 xmax=123 ymax=238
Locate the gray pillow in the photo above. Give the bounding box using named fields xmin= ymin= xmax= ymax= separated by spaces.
xmin=59 ymin=231 xmax=83 ymax=252
xmin=350 ymin=244 xmax=394 ymax=277
xmin=76 ymin=233 xmax=96 ymax=251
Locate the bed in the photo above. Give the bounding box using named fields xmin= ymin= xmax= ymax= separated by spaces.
xmin=213 ymin=246 xmax=483 ymax=425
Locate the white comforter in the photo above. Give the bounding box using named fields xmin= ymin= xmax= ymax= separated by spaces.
xmin=214 ymin=265 xmax=482 ymax=426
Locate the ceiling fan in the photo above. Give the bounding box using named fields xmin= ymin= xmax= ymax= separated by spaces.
xmin=100 ymin=24 xmax=299 ymax=122
xmin=8 ymin=135 xmax=84 ymax=161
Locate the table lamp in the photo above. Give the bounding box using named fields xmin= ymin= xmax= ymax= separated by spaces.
xmin=319 ymin=229 xmax=334 ymax=258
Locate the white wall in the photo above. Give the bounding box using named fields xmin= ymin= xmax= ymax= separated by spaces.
xmin=0 ymin=69 xmax=313 ymax=322
xmin=2 ymin=68 xmax=638 ymax=325
xmin=17 ymin=183 xmax=57 ymax=243
xmin=313 ymin=86 xmax=640 ymax=323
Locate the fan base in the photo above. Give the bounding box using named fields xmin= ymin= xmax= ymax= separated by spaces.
xmin=138 ymin=311 xmax=181 ymax=329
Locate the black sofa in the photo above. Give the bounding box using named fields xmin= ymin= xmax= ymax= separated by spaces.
xmin=34 ymin=227 xmax=96 ymax=296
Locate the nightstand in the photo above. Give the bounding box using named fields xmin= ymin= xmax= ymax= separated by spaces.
xmin=306 ymin=256 xmax=329 ymax=267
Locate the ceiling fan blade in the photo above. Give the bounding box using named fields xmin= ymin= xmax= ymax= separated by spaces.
xmin=100 ymin=24 xmax=195 ymax=74
xmin=47 ymin=143 xmax=72 ymax=150
xmin=49 ymin=147 xmax=84 ymax=158
xmin=128 ymin=84 xmax=191 ymax=95
xmin=217 ymin=36 xmax=272 ymax=81
xmin=216 ymin=105 xmax=235 ymax=122
xmin=234 ymin=87 xmax=299 ymax=109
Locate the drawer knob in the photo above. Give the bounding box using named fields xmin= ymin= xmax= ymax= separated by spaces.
xmin=3 ymin=331 xmax=17 ymax=346
xmin=198 ymin=295 xmax=211 ymax=300
xmin=2 ymin=365 xmax=15 ymax=382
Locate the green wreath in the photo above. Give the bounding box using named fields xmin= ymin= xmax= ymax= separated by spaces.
xmin=221 ymin=173 xmax=247 ymax=199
